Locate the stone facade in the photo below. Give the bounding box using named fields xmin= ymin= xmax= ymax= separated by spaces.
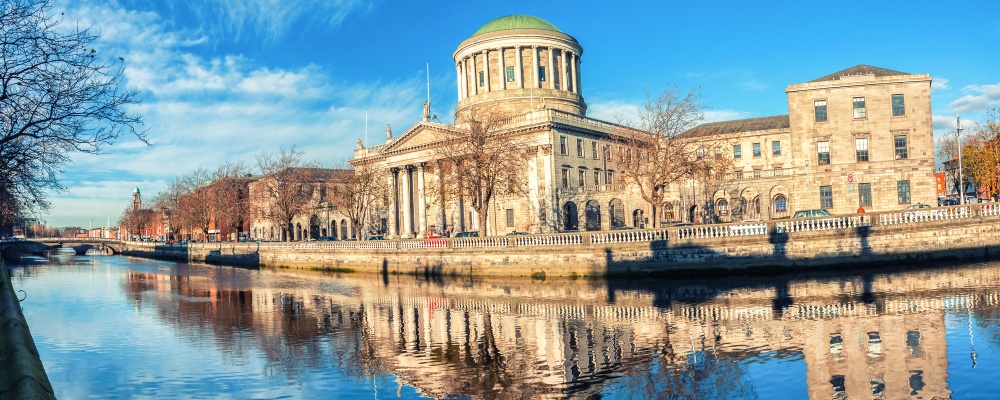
xmin=351 ymin=16 xmax=937 ymax=237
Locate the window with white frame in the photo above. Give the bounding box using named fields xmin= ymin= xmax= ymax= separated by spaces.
xmin=856 ymin=138 xmax=869 ymax=162
xmin=818 ymin=141 xmax=831 ymax=165
xmin=853 ymin=97 xmax=867 ymax=119
xmin=815 ymin=100 xmax=828 ymax=122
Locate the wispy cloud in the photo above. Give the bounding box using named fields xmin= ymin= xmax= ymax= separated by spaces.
xmin=949 ymin=82 xmax=1000 ymax=114
xmin=586 ymin=100 xmax=637 ymax=123
xmin=931 ymin=77 xmax=950 ymax=91
xmin=703 ymin=109 xmax=751 ymax=123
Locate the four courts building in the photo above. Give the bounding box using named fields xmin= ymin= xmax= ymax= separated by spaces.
xmin=350 ymin=15 xmax=936 ymax=239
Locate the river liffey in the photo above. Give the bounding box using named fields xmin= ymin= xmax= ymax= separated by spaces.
xmin=8 ymin=251 xmax=1000 ymax=399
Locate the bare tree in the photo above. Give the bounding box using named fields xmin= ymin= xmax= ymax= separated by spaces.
xmin=0 ymin=0 xmax=145 ymax=220
xmin=253 ymin=147 xmax=319 ymax=241
xmin=176 ymin=168 xmax=213 ymax=240
xmin=615 ymin=86 xmax=733 ymax=228
xmin=211 ymin=161 xmax=253 ymax=240
xmin=331 ymin=161 xmax=388 ymax=240
xmin=433 ymin=104 xmax=533 ymax=236
xmin=118 ymin=206 xmax=152 ymax=240
xmin=149 ymin=178 xmax=187 ymax=241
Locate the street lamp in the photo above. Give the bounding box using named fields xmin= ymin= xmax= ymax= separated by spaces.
xmin=957 ymin=116 xmax=965 ymax=205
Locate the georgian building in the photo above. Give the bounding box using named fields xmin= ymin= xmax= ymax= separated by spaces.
xmin=351 ymin=15 xmax=937 ymax=238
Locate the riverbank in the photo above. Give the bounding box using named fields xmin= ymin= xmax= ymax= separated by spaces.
xmin=110 ymin=203 xmax=1000 ymax=278
xmin=0 ymin=259 xmax=55 ymax=399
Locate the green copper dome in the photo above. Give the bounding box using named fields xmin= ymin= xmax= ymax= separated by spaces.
xmin=472 ymin=15 xmax=561 ymax=36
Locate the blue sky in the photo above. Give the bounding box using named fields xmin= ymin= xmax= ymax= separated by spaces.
xmin=42 ymin=0 xmax=1000 ymax=228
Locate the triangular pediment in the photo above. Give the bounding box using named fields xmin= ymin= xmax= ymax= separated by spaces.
xmin=380 ymin=121 xmax=457 ymax=153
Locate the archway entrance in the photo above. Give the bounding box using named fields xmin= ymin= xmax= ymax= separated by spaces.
xmin=609 ymin=198 xmax=625 ymax=229
xmin=562 ymin=202 xmax=579 ymax=231
xmin=584 ymin=200 xmax=601 ymax=231
xmin=632 ymin=209 xmax=645 ymax=229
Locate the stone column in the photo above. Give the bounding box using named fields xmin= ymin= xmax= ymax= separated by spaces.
xmin=471 ymin=55 xmax=478 ymax=96
xmin=417 ymin=163 xmax=427 ymax=236
xmin=560 ymin=49 xmax=568 ymax=92
xmin=497 ymin=47 xmax=505 ymax=91
xmin=456 ymin=63 xmax=463 ymax=100
xmin=570 ymin=52 xmax=578 ymax=94
xmin=547 ymin=47 xmax=555 ymax=90
xmin=388 ymin=168 xmax=398 ymax=236
xmin=514 ymin=45 xmax=523 ymax=89
xmin=461 ymin=58 xmax=469 ymax=99
xmin=400 ymin=166 xmax=412 ymax=237
xmin=575 ymin=56 xmax=582 ymax=95
xmin=482 ymin=49 xmax=490 ymax=93
xmin=531 ymin=45 xmax=539 ymax=89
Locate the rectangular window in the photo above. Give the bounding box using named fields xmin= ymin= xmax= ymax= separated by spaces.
xmin=594 ymin=171 xmax=600 ymax=186
xmin=735 ymin=171 xmax=743 ymax=179
xmin=774 ymin=167 xmax=783 ymax=176
xmin=696 ymin=147 xmax=704 ymax=159
xmin=505 ymin=66 xmax=515 ymax=83
xmin=772 ymin=141 xmax=781 ymax=155
xmin=734 ymin=144 xmax=742 ymax=159
xmin=559 ymin=136 xmax=567 ymax=155
xmin=818 ymin=141 xmax=830 ymax=165
xmin=753 ymin=169 xmax=761 ymax=178
xmin=859 ymin=183 xmax=872 ymax=207
xmin=578 ymin=170 xmax=585 ymax=187
xmin=894 ymin=135 xmax=908 ymax=160
xmin=856 ymin=138 xmax=869 ymax=162
xmin=561 ymin=169 xmax=569 ymax=188
xmin=607 ymin=171 xmax=614 ymax=185
xmin=577 ymin=139 xmax=583 ymax=157
xmin=815 ymin=100 xmax=828 ymax=122
xmin=820 ymin=185 xmax=833 ymax=208
xmin=538 ymin=66 xmax=546 ymax=82
xmin=853 ymin=97 xmax=867 ymax=119
xmin=892 ymin=94 xmax=905 ymax=116
xmin=479 ymin=71 xmax=485 ymax=87
xmin=753 ymin=142 xmax=761 ymax=157
xmin=897 ymin=180 xmax=911 ymax=204
xmin=591 ymin=141 xmax=598 ymax=159
xmin=506 ymin=209 xmax=514 ymax=227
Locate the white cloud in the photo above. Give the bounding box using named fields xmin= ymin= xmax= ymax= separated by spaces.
xmin=932 ymin=115 xmax=958 ymax=131
xmin=586 ymin=100 xmax=637 ymax=123
xmin=173 ymin=0 xmax=371 ymax=44
xmin=703 ymin=109 xmax=751 ymax=123
xmin=931 ymin=77 xmax=950 ymax=91
xmin=949 ymin=82 xmax=1000 ymax=114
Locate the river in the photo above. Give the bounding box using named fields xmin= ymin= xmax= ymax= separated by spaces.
xmin=7 ymin=250 xmax=1000 ymax=399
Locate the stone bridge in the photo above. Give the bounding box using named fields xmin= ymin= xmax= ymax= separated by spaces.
xmin=0 ymin=238 xmax=122 ymax=257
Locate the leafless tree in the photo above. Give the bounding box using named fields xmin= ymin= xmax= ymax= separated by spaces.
xmin=210 ymin=161 xmax=253 ymax=240
xmin=0 ymin=0 xmax=145 ymax=221
xmin=176 ymin=168 xmax=213 ymax=240
xmin=252 ymin=147 xmax=319 ymax=241
xmin=118 ymin=206 xmax=152 ymax=240
xmin=433 ymin=104 xmax=533 ymax=236
xmin=149 ymin=178 xmax=186 ymax=240
xmin=615 ymin=86 xmax=733 ymax=228
xmin=330 ymin=161 xmax=387 ymax=240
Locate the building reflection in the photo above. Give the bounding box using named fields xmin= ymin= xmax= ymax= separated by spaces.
xmin=121 ymin=264 xmax=1000 ymax=398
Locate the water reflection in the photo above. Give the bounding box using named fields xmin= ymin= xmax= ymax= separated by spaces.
xmin=13 ymin=255 xmax=1000 ymax=398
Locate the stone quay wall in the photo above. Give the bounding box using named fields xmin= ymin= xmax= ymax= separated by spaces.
xmin=118 ymin=203 xmax=1000 ymax=278
xmin=0 ymin=260 xmax=56 ymax=399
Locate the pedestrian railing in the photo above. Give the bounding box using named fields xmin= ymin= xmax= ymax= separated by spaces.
xmin=111 ymin=202 xmax=1000 ymax=254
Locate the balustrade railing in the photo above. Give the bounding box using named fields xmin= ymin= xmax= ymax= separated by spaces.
xmin=107 ymin=202 xmax=1000 ymax=255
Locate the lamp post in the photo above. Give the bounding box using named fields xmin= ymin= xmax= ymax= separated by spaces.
xmin=957 ymin=116 xmax=965 ymax=205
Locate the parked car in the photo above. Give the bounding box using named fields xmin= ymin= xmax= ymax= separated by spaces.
xmin=453 ymin=231 xmax=479 ymax=238
xmin=612 ymin=226 xmax=636 ymax=231
xmin=317 ymin=236 xmax=338 ymax=241
xmin=505 ymin=231 xmax=529 ymax=236
xmin=792 ymin=209 xmax=831 ymax=218
xmin=364 ymin=235 xmax=385 ymax=241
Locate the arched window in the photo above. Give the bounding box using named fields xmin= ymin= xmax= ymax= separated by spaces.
xmin=562 ymin=202 xmax=579 ymax=231
xmin=717 ymin=199 xmax=729 ymax=216
xmin=341 ymin=219 xmax=348 ymax=239
xmin=774 ymin=195 xmax=787 ymax=212
xmin=609 ymin=198 xmax=625 ymax=228
xmin=661 ymin=203 xmax=674 ymax=222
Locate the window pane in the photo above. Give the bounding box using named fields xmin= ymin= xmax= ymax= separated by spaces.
xmin=892 ymin=94 xmax=905 ymax=116
xmin=853 ymin=97 xmax=867 ymax=119
xmin=592 ymin=142 xmax=598 ymax=159
xmin=753 ymin=143 xmax=761 ymax=157
xmin=538 ymin=67 xmax=546 ymax=82
xmin=897 ymin=180 xmax=911 ymax=204
xmin=820 ymin=186 xmax=833 ymax=208
xmin=505 ymin=66 xmax=515 ymax=82
xmin=895 ymin=135 xmax=908 ymax=160
xmin=479 ymin=71 xmax=484 ymax=87
xmin=815 ymin=100 xmax=828 ymax=122
xmin=562 ymin=169 xmax=568 ymax=188
xmin=560 ymin=136 xmax=567 ymax=155
xmin=772 ymin=141 xmax=781 ymax=155
xmin=578 ymin=170 xmax=584 ymax=186
xmin=818 ymin=141 xmax=830 ymax=165
xmin=506 ymin=209 xmax=514 ymax=227
xmin=859 ymin=183 xmax=872 ymax=206
xmin=775 ymin=195 xmax=787 ymax=212
xmin=577 ymin=139 xmax=583 ymax=156
xmin=856 ymin=138 xmax=869 ymax=162
xmin=734 ymin=144 xmax=742 ymax=158
xmin=594 ymin=171 xmax=600 ymax=186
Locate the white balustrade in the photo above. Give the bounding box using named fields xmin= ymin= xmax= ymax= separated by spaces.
xmin=452 ymin=237 xmax=509 ymax=249
xmin=514 ymin=233 xmax=582 ymax=246
xmin=591 ymin=230 xmax=667 ymax=244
